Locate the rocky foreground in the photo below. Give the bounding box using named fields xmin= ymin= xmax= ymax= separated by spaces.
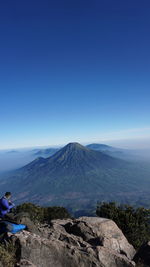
xmin=0 ymin=214 xmax=149 ymax=267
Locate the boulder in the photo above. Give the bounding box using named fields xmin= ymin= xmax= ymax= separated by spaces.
xmin=14 ymin=212 xmax=40 ymax=235
xmin=18 ymin=259 xmax=36 ymax=267
xmin=64 ymin=217 xmax=136 ymax=259
xmin=11 ymin=230 xmax=101 ymax=267
xmin=8 ymin=216 xmax=136 ymax=267
xmin=96 ymin=247 xmax=135 ymax=267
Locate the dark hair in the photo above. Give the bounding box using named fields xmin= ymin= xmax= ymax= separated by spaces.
xmin=5 ymin=192 xmax=11 ymax=197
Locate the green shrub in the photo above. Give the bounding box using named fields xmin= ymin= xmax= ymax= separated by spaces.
xmin=43 ymin=206 xmax=71 ymax=223
xmin=0 ymin=242 xmax=16 ymax=267
xmin=15 ymin=202 xmax=44 ymax=222
xmin=96 ymin=202 xmax=150 ymax=249
xmin=15 ymin=202 xmax=71 ymax=223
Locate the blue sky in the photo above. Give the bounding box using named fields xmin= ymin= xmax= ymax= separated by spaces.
xmin=0 ymin=0 xmax=150 ymax=149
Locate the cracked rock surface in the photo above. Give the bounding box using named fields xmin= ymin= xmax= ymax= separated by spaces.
xmin=1 ymin=216 xmax=136 ymax=267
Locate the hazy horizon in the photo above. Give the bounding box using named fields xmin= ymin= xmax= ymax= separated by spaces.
xmin=1 ymin=137 xmax=150 ymax=151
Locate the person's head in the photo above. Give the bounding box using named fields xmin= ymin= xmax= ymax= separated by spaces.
xmin=4 ymin=192 xmax=11 ymax=199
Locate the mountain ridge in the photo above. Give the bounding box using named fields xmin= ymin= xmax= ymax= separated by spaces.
xmin=0 ymin=142 xmax=150 ymax=209
xmin=20 ymin=142 xmax=125 ymax=174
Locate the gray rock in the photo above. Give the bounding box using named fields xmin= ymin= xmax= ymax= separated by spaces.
xmin=14 ymin=212 xmax=40 ymax=235
xmin=17 ymin=259 xmax=37 ymax=266
xmin=96 ymin=246 xmax=135 ymax=267
xmin=9 ymin=216 xmax=136 ymax=267
xmin=63 ymin=217 xmax=136 ymax=260
xmin=12 ymin=230 xmax=101 ymax=267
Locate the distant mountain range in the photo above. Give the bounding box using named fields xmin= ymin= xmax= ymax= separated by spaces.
xmin=86 ymin=143 xmax=129 ymax=159
xmin=32 ymin=143 xmax=139 ymax=161
xmin=32 ymin=148 xmax=59 ymax=157
xmin=86 ymin=143 xmax=116 ymax=151
xmin=33 ymin=143 xmax=126 ymax=158
xmin=1 ymin=142 xmax=150 ymax=211
xmin=1 ymin=142 xmax=149 ymax=173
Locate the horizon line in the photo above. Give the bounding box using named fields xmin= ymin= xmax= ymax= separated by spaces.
xmin=0 ymin=137 xmax=150 ymax=151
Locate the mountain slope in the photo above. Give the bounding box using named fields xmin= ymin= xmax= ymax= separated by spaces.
xmin=86 ymin=143 xmax=133 ymax=160
xmin=33 ymin=148 xmax=60 ymax=157
xmin=18 ymin=142 xmax=126 ymax=189
xmin=86 ymin=143 xmax=116 ymax=151
xmin=1 ymin=142 xmax=150 ymax=208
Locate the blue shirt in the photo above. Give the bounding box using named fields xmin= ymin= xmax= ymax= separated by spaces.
xmin=0 ymin=197 xmax=14 ymax=217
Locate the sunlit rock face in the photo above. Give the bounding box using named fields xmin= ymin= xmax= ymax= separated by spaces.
xmin=6 ymin=216 xmax=136 ymax=267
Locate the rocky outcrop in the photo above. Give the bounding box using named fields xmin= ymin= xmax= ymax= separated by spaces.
xmin=6 ymin=216 xmax=136 ymax=267
xmin=14 ymin=212 xmax=41 ymax=235
xmin=64 ymin=217 xmax=135 ymax=259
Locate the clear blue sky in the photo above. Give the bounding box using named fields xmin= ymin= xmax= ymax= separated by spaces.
xmin=0 ymin=0 xmax=150 ymax=149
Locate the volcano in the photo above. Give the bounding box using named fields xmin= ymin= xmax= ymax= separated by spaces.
xmin=0 ymin=142 xmax=148 ymax=207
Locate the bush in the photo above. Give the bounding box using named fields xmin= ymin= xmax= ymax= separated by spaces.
xmin=15 ymin=202 xmax=44 ymax=222
xmin=0 ymin=242 xmax=16 ymax=267
xmin=15 ymin=203 xmax=71 ymax=223
xmin=43 ymin=206 xmax=71 ymax=223
xmin=96 ymin=202 xmax=150 ymax=249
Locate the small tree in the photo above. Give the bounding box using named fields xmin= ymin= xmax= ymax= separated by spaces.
xmin=15 ymin=202 xmax=44 ymax=222
xmin=15 ymin=202 xmax=71 ymax=223
xmin=96 ymin=202 xmax=150 ymax=249
xmin=43 ymin=206 xmax=71 ymax=223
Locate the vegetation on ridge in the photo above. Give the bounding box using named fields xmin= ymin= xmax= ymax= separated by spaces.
xmin=15 ymin=202 xmax=71 ymax=223
xmin=14 ymin=201 xmax=150 ymax=249
xmin=96 ymin=202 xmax=150 ymax=249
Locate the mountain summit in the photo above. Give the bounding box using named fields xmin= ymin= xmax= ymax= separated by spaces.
xmin=0 ymin=142 xmax=145 ymax=207
xmin=63 ymin=142 xmax=89 ymax=151
xmin=44 ymin=142 xmax=122 ymax=173
xmin=49 ymin=142 xmax=91 ymax=164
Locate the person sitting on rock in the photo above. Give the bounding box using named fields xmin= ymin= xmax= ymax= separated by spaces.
xmin=0 ymin=192 xmax=15 ymax=218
